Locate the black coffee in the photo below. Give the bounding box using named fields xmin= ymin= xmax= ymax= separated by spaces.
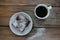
xmin=36 ymin=6 xmax=48 ymax=18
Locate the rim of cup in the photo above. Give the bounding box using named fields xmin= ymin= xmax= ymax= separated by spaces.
xmin=34 ymin=4 xmax=50 ymax=19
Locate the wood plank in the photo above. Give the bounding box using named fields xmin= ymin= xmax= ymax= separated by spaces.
xmin=0 ymin=5 xmax=60 ymax=18
xmin=0 ymin=27 xmax=60 ymax=40
xmin=0 ymin=5 xmax=60 ymax=27
xmin=0 ymin=16 xmax=60 ymax=27
xmin=28 ymin=28 xmax=60 ymax=40
xmin=0 ymin=0 xmax=60 ymax=6
xmin=0 ymin=27 xmax=26 ymax=40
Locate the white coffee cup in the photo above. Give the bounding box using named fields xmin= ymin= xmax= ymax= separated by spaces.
xmin=34 ymin=4 xmax=52 ymax=19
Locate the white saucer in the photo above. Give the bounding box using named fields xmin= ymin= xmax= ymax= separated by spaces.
xmin=9 ymin=12 xmax=33 ymax=36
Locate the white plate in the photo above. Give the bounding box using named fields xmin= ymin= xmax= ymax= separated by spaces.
xmin=9 ymin=12 xmax=33 ymax=36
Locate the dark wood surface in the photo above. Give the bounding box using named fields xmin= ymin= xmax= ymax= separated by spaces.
xmin=0 ymin=0 xmax=60 ymax=40
xmin=0 ymin=0 xmax=60 ymax=6
xmin=0 ymin=27 xmax=60 ymax=40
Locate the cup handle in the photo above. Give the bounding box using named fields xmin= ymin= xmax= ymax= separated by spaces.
xmin=47 ymin=4 xmax=52 ymax=10
xmin=48 ymin=6 xmax=52 ymax=10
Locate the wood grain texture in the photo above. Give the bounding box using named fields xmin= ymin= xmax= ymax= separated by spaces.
xmin=0 ymin=0 xmax=60 ymax=6
xmin=0 ymin=5 xmax=60 ymax=27
xmin=0 ymin=0 xmax=60 ymax=40
xmin=0 ymin=27 xmax=60 ymax=40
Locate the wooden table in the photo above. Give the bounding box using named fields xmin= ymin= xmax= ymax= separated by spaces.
xmin=0 ymin=0 xmax=60 ymax=40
